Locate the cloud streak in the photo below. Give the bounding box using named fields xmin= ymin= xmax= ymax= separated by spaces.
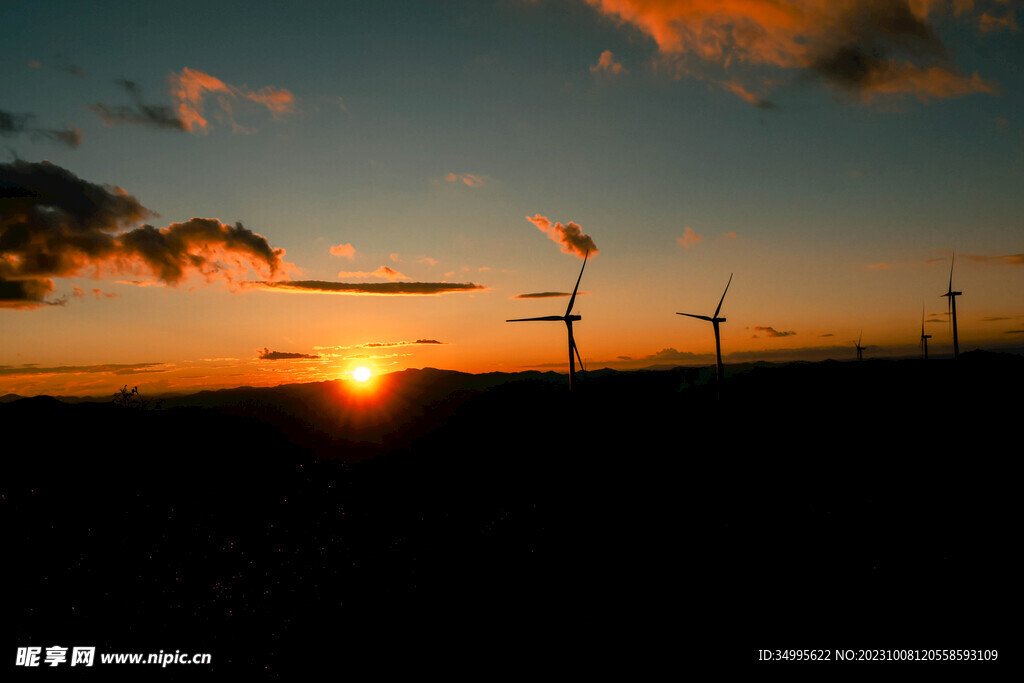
xmin=250 ymin=280 xmax=486 ymax=296
xmin=1 ymin=108 xmax=82 ymax=148
xmin=525 ymin=215 xmax=598 ymax=258
xmin=90 ymin=79 xmax=187 ymax=131
xmin=753 ymin=326 xmax=797 ymax=338
xmin=513 ymin=291 xmax=580 ymax=299
xmin=257 ymin=348 xmax=319 ymax=360
xmin=0 ymin=362 xmax=165 ymax=377
xmin=361 ymin=339 xmax=444 ymax=347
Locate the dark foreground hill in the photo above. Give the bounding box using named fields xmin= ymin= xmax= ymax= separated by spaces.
xmin=2 ymin=353 xmax=1018 ymax=676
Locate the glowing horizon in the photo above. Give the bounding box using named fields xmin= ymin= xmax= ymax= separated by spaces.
xmin=2 ymin=1 xmax=1022 ymax=397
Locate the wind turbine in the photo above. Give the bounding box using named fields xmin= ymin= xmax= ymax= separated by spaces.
xmin=677 ymin=273 xmax=732 ymax=389
xmin=942 ymin=253 xmax=962 ymax=359
xmin=507 ymin=251 xmax=588 ymax=391
xmin=852 ymin=331 xmax=866 ymax=361
xmin=920 ymin=306 xmax=931 ymax=360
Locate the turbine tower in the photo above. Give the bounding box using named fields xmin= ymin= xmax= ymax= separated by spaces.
xmin=920 ymin=306 xmax=931 ymax=360
xmin=942 ymin=253 xmax=962 ymax=359
xmin=852 ymin=331 xmax=866 ymax=362
xmin=677 ymin=273 xmax=733 ymax=389
xmin=507 ymin=251 xmax=588 ymax=391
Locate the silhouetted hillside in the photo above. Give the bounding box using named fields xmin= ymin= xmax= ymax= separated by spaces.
xmin=2 ymin=357 xmax=1017 ymax=676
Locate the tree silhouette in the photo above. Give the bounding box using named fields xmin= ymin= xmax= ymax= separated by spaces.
xmin=112 ymin=385 xmax=160 ymax=410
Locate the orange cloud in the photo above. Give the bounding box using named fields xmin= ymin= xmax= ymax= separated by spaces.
xmin=586 ymin=0 xmax=1000 ymax=105
xmin=591 ymin=50 xmax=627 ymax=74
xmin=722 ymin=80 xmax=775 ymax=108
xmin=1 ymin=160 xmax=290 ymax=309
xmin=168 ymin=67 xmax=295 ymax=133
xmin=329 ymin=243 xmax=356 ymax=259
xmin=857 ymin=62 xmax=998 ymax=103
xmin=244 ymin=86 xmax=295 ymax=116
xmin=525 ymin=214 xmax=598 ymax=258
xmin=978 ymin=9 xmax=1019 ymax=33
xmin=336 ymin=266 xmax=408 ymax=280
xmin=677 ymin=226 xmax=703 ymax=248
xmin=445 ymin=172 xmax=485 ymax=186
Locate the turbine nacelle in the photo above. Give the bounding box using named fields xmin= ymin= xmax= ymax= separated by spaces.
xmin=676 ymin=273 xmax=732 ymax=394
xmin=942 ymin=253 xmax=962 ymax=359
xmin=506 ymin=251 xmax=589 ymax=390
xmin=676 ymin=314 xmax=726 ymax=324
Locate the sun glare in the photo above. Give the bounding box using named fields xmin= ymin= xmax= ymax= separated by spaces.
xmin=353 ymin=366 xmax=372 ymax=382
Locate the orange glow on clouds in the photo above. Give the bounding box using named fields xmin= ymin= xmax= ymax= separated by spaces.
xmin=586 ymin=0 xmax=999 ymax=105
xmin=169 ymin=67 xmax=295 ymax=133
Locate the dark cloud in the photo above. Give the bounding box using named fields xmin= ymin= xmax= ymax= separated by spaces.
xmin=54 ymin=57 xmax=86 ymax=79
xmin=251 ymin=280 xmax=486 ymax=295
xmin=644 ymin=348 xmax=703 ymax=361
xmin=257 ymin=348 xmax=319 ymax=360
xmin=980 ymin=316 xmax=1011 ymax=322
xmin=90 ymin=79 xmax=187 ymax=131
xmin=1 ymin=160 xmax=288 ymax=309
xmin=1006 ymin=330 xmax=1024 ymax=335
xmin=810 ymin=2 xmax=942 ymax=90
xmin=754 ymin=326 xmax=796 ymax=338
xmin=119 ymin=219 xmax=286 ymax=284
xmin=0 ymin=109 xmax=82 ymax=149
xmin=513 ymin=291 xmax=572 ymax=299
xmin=820 ymin=333 xmax=835 ymax=337
xmin=0 ymin=277 xmax=61 ymax=309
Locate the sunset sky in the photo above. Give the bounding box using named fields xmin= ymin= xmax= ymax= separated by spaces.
xmin=2 ymin=0 xmax=1023 ymax=396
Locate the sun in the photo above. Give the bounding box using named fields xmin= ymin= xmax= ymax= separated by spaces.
xmin=352 ymin=366 xmax=372 ymax=382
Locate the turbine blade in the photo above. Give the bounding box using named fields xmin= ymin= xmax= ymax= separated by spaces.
xmin=677 ymin=313 xmax=713 ymax=322
xmin=565 ymin=250 xmax=588 ymax=317
xmin=949 ymin=251 xmax=955 ymax=292
xmin=573 ymin=338 xmax=585 ymax=375
xmin=714 ymin=273 xmax=733 ymax=319
xmin=506 ymin=316 xmax=564 ymax=322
